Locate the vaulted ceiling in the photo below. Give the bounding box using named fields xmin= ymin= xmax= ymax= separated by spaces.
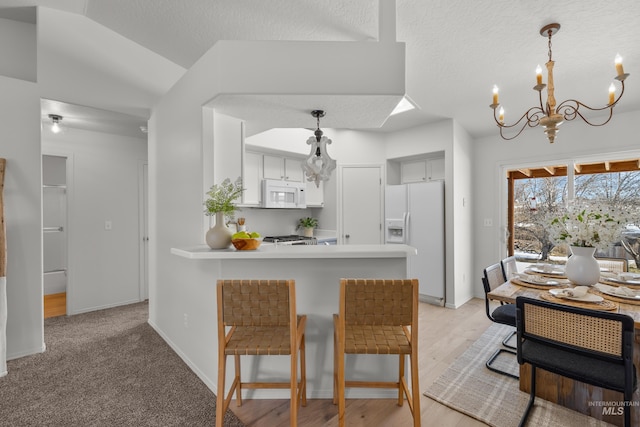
xmin=4 ymin=0 xmax=640 ymax=139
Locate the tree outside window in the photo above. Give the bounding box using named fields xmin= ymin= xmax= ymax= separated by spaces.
xmin=509 ymin=165 xmax=640 ymax=269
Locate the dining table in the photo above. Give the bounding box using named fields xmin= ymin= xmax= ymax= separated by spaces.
xmin=488 ymin=266 xmax=640 ymax=427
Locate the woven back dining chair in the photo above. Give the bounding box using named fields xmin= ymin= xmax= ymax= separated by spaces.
xmin=333 ymin=278 xmax=420 ymax=427
xmin=516 ymin=296 xmax=636 ymax=427
xmin=216 ymin=279 xmax=306 ymax=427
xmin=501 ymin=255 xmax=519 ymax=280
xmin=596 ymin=256 xmax=628 ymax=273
xmin=483 ymin=263 xmax=518 ymax=379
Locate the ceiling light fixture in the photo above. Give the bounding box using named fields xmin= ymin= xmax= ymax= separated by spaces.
xmin=490 ymin=23 xmax=629 ymax=144
xmin=302 ymin=110 xmax=336 ymax=188
xmin=48 ymin=114 xmax=63 ymax=134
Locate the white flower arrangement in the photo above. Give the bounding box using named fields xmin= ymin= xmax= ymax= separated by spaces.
xmin=548 ymin=202 xmax=630 ymax=252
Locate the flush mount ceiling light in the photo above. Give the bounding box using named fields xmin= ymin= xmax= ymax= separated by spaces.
xmin=302 ymin=110 xmax=336 ymax=188
xmin=490 ymin=23 xmax=629 ymax=144
xmin=48 ymin=114 xmax=63 ymax=134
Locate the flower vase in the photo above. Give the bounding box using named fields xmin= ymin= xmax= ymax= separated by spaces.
xmin=303 ymin=227 xmax=314 ymax=238
xmin=206 ymin=212 xmax=232 ymax=249
xmin=565 ymin=246 xmax=600 ymax=286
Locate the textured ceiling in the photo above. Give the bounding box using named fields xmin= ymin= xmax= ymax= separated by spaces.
xmin=7 ymin=0 xmax=640 ymax=139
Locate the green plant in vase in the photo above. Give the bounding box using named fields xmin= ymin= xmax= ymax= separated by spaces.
xmin=298 ymin=217 xmax=318 ymax=237
xmin=204 ymin=177 xmax=244 ymax=249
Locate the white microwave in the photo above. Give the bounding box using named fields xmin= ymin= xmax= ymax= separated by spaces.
xmin=262 ymin=179 xmax=306 ymax=209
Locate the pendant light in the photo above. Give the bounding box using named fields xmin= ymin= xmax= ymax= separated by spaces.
xmin=302 ymin=110 xmax=336 ymax=188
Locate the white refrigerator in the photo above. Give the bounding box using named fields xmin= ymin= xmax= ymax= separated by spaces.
xmin=385 ymin=181 xmax=445 ymax=305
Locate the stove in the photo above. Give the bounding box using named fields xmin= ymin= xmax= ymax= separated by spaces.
xmin=262 ymin=235 xmax=318 ymax=245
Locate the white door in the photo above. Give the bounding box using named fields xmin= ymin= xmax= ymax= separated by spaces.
xmin=340 ymin=165 xmax=383 ymax=245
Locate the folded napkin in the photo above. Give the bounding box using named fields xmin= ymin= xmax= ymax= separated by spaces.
xmin=557 ymin=286 xmax=589 ymax=298
xmin=600 ymin=271 xmax=617 ymax=279
xmin=615 ymin=286 xmax=637 ymax=297
xmin=618 ymin=273 xmax=640 ymax=282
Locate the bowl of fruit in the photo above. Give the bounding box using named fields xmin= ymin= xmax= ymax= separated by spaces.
xmin=231 ymin=231 xmax=262 ymax=250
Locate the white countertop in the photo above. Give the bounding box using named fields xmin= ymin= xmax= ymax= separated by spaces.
xmin=171 ymin=244 xmax=416 ymax=260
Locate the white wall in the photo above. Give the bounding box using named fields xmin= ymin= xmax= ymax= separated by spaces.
xmin=472 ymin=109 xmax=640 ymax=299
xmin=42 ymin=127 xmax=147 ymax=314
xmin=383 ymin=120 xmax=475 ymax=307
xmin=0 ymin=75 xmax=43 ymax=359
xmin=451 ymin=122 xmax=474 ymax=306
xmin=0 ymin=17 xmax=36 ymax=83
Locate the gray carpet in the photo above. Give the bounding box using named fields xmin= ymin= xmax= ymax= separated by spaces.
xmin=424 ymin=323 xmax=616 ymax=427
xmin=0 ymin=301 xmax=245 ymax=427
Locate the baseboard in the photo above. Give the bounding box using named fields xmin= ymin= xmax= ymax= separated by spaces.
xmin=147 ymin=319 xmax=217 ymax=395
xmin=7 ymin=342 xmax=46 ymax=361
xmin=69 ymin=298 xmax=142 ymax=316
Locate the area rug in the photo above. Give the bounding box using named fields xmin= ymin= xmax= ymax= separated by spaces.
xmin=424 ymin=323 xmax=615 ymax=427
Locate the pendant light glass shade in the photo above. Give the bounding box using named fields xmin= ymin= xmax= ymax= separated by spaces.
xmin=302 ymin=110 xmax=336 ymax=188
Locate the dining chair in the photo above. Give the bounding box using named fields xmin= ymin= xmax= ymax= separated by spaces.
xmin=596 ymin=256 xmax=628 ymax=273
xmin=333 ymin=278 xmax=420 ymax=427
xmin=483 ymin=263 xmax=518 ymax=379
xmin=516 ymin=296 xmax=636 ymax=427
xmin=216 ymin=279 xmax=307 ymax=427
xmin=501 ymin=255 xmax=518 ymax=280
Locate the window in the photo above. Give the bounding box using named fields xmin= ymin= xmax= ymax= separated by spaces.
xmin=506 ymin=159 xmax=640 ymax=266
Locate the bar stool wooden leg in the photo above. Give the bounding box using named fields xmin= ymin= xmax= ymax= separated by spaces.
xmin=234 ymin=354 xmax=242 ymax=406
xmin=290 ymin=349 xmax=298 ymax=427
xmin=300 ymin=334 xmax=307 ymax=406
xmin=216 ymin=353 xmax=226 ymax=427
xmin=410 ymin=352 xmax=421 ymax=427
xmin=398 ymin=354 xmax=405 ymax=406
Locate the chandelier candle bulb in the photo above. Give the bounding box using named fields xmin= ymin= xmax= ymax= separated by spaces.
xmin=536 ymin=65 xmax=542 ymax=85
xmin=492 ymin=85 xmax=499 ymax=105
xmin=615 ymin=53 xmax=624 ymax=77
xmin=609 ymin=83 xmax=616 ymax=105
xmin=498 ymin=107 xmax=504 ymax=123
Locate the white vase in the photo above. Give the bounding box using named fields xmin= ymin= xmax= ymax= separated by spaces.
xmin=565 ymin=246 xmax=600 ymax=286
xmin=303 ymin=227 xmax=314 ymax=237
xmin=206 ymin=212 xmax=232 ymax=249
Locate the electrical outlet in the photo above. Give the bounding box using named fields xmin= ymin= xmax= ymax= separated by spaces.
xmin=483 ymin=218 xmax=493 ymax=227
xmin=183 ymin=314 xmax=188 ymax=328
xmin=105 ymin=220 xmax=112 ymax=231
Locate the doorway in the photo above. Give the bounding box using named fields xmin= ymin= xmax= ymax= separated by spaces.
xmin=42 ymin=155 xmax=68 ymax=318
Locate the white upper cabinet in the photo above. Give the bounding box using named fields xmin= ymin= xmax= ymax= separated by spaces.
xmin=305 ymin=180 xmax=324 ymax=207
xmin=401 ymin=160 xmax=428 ymax=183
xmin=263 ymin=154 xmax=304 ymax=182
xmin=242 ymin=151 xmax=263 ymax=206
xmin=401 ymin=158 xmax=444 ymax=183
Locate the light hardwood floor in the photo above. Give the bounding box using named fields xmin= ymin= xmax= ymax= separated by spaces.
xmin=44 ymin=292 xmax=66 ymax=319
xmin=231 ymin=297 xmax=492 ymax=426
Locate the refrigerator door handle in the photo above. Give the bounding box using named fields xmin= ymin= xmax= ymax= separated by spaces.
xmin=403 ymin=212 xmax=410 ymax=244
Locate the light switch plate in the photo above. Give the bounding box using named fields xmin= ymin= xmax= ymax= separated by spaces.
xmin=105 ymin=220 xmax=112 ymax=230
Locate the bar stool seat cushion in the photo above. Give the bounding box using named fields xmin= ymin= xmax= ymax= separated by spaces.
xmin=344 ymin=324 xmax=411 ymax=354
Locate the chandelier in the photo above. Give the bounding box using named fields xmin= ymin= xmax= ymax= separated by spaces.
xmin=302 ymin=110 xmax=336 ymax=188
xmin=490 ymin=23 xmax=629 ymax=144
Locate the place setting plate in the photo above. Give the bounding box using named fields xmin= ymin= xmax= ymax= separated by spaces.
xmin=541 ymin=286 xmax=617 ymax=310
xmin=524 ymin=264 xmax=566 ymax=277
xmin=599 ymin=272 xmax=640 ymax=287
xmin=511 ymin=273 xmax=570 ymax=288
xmin=593 ymin=283 xmax=640 ymax=303
xmin=548 ymin=288 xmax=604 ymax=302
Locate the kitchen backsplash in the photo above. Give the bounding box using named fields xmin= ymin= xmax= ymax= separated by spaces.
xmin=226 ymin=207 xmax=322 ymax=236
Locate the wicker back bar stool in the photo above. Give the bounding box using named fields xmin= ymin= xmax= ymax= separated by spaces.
xmin=333 ymin=278 xmax=420 ymax=427
xmin=216 ymin=279 xmax=306 ymax=427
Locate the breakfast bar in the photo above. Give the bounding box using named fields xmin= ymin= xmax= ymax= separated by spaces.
xmin=171 ymin=243 xmax=417 ymax=399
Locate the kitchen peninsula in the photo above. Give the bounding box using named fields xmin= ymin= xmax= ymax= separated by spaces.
xmin=171 ymin=243 xmax=417 ymax=399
